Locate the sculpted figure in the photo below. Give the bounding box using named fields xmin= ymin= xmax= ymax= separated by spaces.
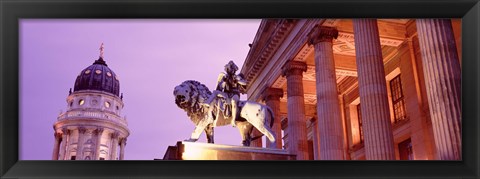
xmin=174 ymin=80 xmax=275 ymax=146
xmin=204 ymin=61 xmax=247 ymax=127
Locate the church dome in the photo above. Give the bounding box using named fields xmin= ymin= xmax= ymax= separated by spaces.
xmin=73 ymin=57 xmax=120 ymax=97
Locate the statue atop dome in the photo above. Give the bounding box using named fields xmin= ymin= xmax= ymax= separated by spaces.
xmin=73 ymin=43 xmax=120 ymax=97
xmin=99 ymin=42 xmax=104 ymax=59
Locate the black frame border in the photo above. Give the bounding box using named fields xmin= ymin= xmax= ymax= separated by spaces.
xmin=1 ymin=0 xmax=479 ymax=178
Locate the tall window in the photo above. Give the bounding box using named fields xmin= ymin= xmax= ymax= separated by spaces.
xmin=281 ymin=129 xmax=287 ymax=150
xmin=357 ymin=104 xmax=364 ymax=143
xmin=390 ymin=75 xmax=407 ymax=123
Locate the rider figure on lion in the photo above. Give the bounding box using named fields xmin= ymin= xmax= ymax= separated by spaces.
xmin=204 ymin=60 xmax=247 ymax=127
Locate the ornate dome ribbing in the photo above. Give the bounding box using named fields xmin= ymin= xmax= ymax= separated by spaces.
xmin=73 ymin=57 xmax=120 ymax=96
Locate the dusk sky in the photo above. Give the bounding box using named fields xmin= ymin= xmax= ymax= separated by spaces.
xmin=20 ymin=19 xmax=261 ymax=160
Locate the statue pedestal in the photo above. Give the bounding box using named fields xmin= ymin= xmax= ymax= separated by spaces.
xmin=162 ymin=141 xmax=296 ymax=160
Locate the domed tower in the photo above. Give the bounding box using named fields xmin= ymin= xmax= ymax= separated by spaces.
xmin=52 ymin=44 xmax=130 ymax=160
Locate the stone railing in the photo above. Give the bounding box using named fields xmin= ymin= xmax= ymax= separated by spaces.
xmin=58 ymin=110 xmax=128 ymax=126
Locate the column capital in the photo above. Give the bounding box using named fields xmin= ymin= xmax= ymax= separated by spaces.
xmin=282 ymin=60 xmax=307 ymax=77
xmin=78 ymin=127 xmax=87 ymax=134
xmin=54 ymin=132 xmax=62 ymax=139
xmin=120 ymin=138 xmax=127 ymax=145
xmin=111 ymin=132 xmax=120 ymax=139
xmin=94 ymin=127 xmax=104 ymax=135
xmin=307 ymin=25 xmax=338 ymax=45
xmin=262 ymin=87 xmax=284 ymax=101
xmin=61 ymin=127 xmax=70 ymax=135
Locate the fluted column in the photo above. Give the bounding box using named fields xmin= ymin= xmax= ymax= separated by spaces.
xmin=58 ymin=128 xmax=70 ymax=160
xmin=119 ymin=138 xmax=126 ymax=160
xmin=76 ymin=127 xmax=87 ymax=160
xmin=308 ymin=25 xmax=344 ymax=160
xmin=262 ymin=87 xmax=284 ymax=149
xmin=353 ymin=19 xmax=395 ymax=160
xmin=282 ymin=60 xmax=309 ymax=160
xmin=52 ymin=132 xmax=62 ymax=160
xmin=416 ymin=19 xmax=462 ymax=160
xmin=110 ymin=132 xmax=119 ymax=160
xmin=94 ymin=128 xmax=104 ymax=159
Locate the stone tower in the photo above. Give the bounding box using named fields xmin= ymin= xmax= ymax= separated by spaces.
xmin=52 ymin=44 xmax=130 ymax=160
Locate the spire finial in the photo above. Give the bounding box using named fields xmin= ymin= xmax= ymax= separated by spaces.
xmin=99 ymin=42 xmax=104 ymax=59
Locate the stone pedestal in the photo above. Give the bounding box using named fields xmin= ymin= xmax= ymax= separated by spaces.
xmin=416 ymin=19 xmax=462 ymax=160
xmin=308 ymin=25 xmax=344 ymax=160
xmin=353 ymin=19 xmax=395 ymax=160
xmin=163 ymin=141 xmax=295 ymax=160
xmin=282 ymin=60 xmax=309 ymax=160
xmin=262 ymin=87 xmax=284 ymax=149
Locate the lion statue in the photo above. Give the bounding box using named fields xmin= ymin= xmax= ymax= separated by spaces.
xmin=173 ymin=80 xmax=276 ymax=146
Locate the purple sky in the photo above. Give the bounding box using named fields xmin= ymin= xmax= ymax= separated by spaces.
xmin=20 ymin=19 xmax=261 ymax=160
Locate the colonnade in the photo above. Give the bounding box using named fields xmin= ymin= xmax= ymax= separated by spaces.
xmin=52 ymin=127 xmax=127 ymax=160
xmin=262 ymin=19 xmax=461 ymax=160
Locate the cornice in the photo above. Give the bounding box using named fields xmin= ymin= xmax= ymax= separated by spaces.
xmin=241 ymin=19 xmax=298 ymax=85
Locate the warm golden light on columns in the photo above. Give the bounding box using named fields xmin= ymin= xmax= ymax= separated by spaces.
xmin=353 ymin=19 xmax=395 ymax=160
xmin=308 ymin=25 xmax=345 ymax=160
xmin=262 ymin=87 xmax=284 ymax=149
xmin=51 ymin=132 xmax=62 ymax=160
xmin=282 ymin=60 xmax=309 ymax=160
xmin=416 ymin=19 xmax=462 ymax=160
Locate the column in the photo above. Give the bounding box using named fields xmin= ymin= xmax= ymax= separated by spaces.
xmin=94 ymin=128 xmax=104 ymax=159
xmin=110 ymin=132 xmax=119 ymax=160
xmin=416 ymin=19 xmax=461 ymax=160
xmin=65 ymin=130 xmax=74 ymax=159
xmin=51 ymin=132 xmax=62 ymax=160
xmin=58 ymin=128 xmax=70 ymax=160
xmin=262 ymin=87 xmax=284 ymax=149
xmin=119 ymin=138 xmax=127 ymax=160
xmin=282 ymin=60 xmax=309 ymax=160
xmin=307 ymin=25 xmax=344 ymax=160
xmin=353 ymin=19 xmax=395 ymax=160
xmin=76 ymin=127 xmax=87 ymax=160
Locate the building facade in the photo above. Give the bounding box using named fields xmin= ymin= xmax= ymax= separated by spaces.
xmin=241 ymin=19 xmax=461 ymax=160
xmin=52 ymin=45 xmax=130 ymax=160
